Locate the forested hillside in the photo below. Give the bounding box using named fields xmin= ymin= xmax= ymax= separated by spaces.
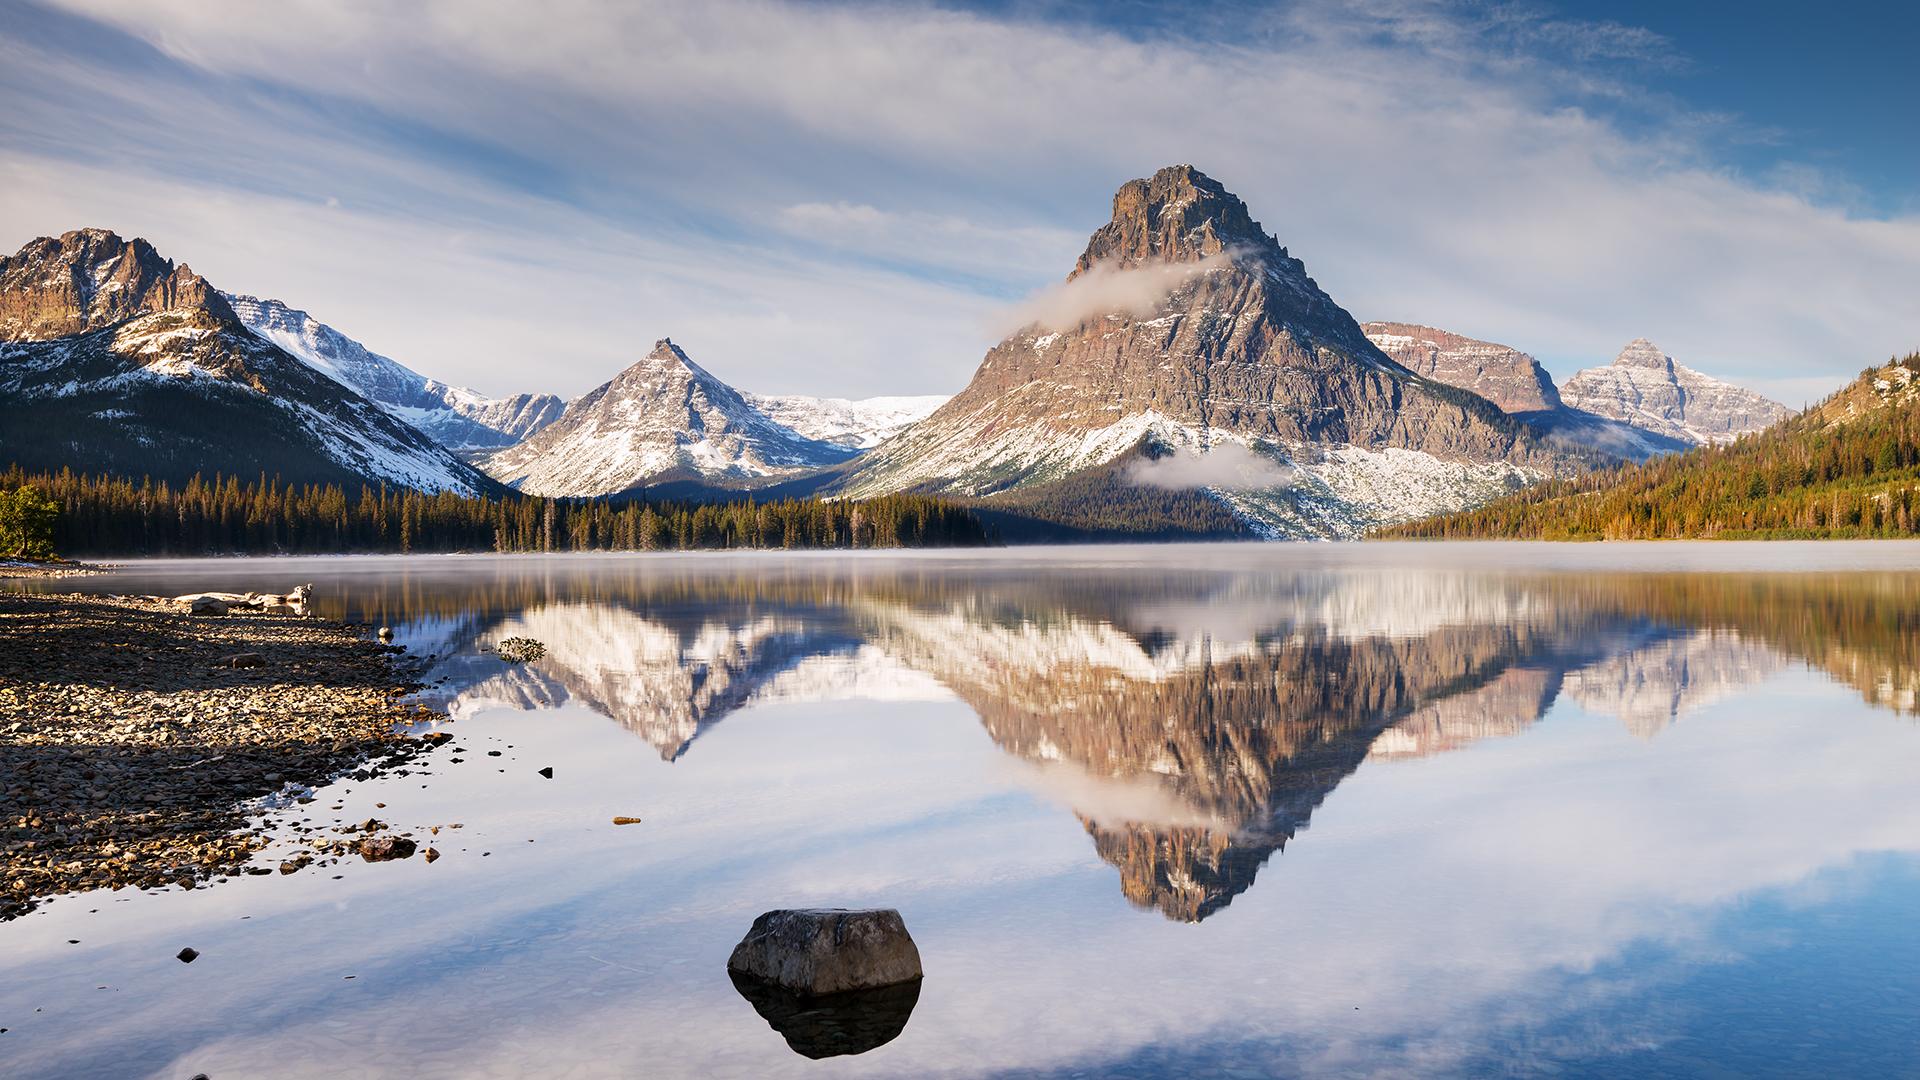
xmin=1377 ymin=355 xmax=1920 ymax=540
xmin=0 ymin=466 xmax=992 ymax=556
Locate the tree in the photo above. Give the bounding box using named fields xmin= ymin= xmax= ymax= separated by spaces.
xmin=0 ymin=485 xmax=60 ymax=559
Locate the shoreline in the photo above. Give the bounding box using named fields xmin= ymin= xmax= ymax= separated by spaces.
xmin=0 ymin=591 xmax=444 ymax=920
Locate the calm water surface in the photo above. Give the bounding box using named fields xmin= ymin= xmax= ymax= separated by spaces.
xmin=6 ymin=542 xmax=1920 ymax=1078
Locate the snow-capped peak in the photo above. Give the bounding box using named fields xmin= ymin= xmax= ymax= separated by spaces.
xmin=480 ymin=337 xmax=859 ymax=496
xmin=226 ymin=294 xmax=563 ymax=452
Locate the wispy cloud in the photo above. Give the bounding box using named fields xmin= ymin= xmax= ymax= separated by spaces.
xmin=1125 ymin=443 xmax=1294 ymax=491
xmin=998 ymin=252 xmax=1238 ymax=334
xmin=2 ymin=0 xmax=1915 ymax=403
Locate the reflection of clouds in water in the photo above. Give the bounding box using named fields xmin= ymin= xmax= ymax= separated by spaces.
xmin=89 ymin=676 xmax=1920 ymax=1079
xmin=12 ymin=551 xmax=1920 ymax=1076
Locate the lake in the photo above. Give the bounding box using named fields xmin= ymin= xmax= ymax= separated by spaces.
xmin=5 ymin=542 xmax=1920 ymax=1078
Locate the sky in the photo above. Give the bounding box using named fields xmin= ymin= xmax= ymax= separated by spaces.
xmin=1 ymin=0 xmax=1916 ymax=406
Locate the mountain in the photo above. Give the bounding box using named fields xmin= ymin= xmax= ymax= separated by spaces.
xmin=1362 ymin=322 xmax=1561 ymax=414
xmin=1379 ymin=353 xmax=1920 ymax=539
xmin=0 ymin=229 xmax=493 ymax=493
xmin=1559 ymin=338 xmax=1791 ymax=446
xmin=481 ymin=338 xmax=857 ymax=496
xmin=1363 ymin=322 xmax=1690 ymax=462
xmin=742 ymin=393 xmax=947 ymax=449
xmin=835 ymin=166 xmax=1576 ymax=538
xmin=226 ymin=295 xmax=563 ymax=453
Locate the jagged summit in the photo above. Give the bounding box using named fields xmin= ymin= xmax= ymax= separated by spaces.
xmin=481 ymin=337 xmax=857 ymax=497
xmin=1074 ymin=165 xmax=1271 ymax=273
xmin=0 ymin=228 xmax=234 ymax=341
xmin=1560 ymin=338 xmax=1791 ymax=446
xmin=839 ymin=166 xmax=1569 ymax=536
xmin=1612 ymin=337 xmax=1677 ymax=373
xmin=0 ymin=229 xmax=493 ymax=493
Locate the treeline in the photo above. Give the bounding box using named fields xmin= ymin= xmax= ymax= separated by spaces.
xmin=0 ymin=466 xmax=995 ymax=556
xmin=1378 ymin=354 xmax=1920 ymax=540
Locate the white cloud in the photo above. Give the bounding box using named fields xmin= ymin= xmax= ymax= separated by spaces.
xmin=998 ymin=252 xmax=1238 ymax=335
xmin=3 ymin=0 xmax=1916 ymax=403
xmin=1124 ymin=442 xmax=1295 ymax=492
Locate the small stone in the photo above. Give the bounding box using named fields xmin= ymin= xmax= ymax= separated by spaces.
xmin=377 ymin=627 xmax=393 ymax=641
xmin=177 ymin=947 xmax=199 ymax=963
xmin=215 ymin=652 xmax=265 ymax=669
xmin=537 ymin=767 xmax=553 ymax=779
xmin=611 ymin=816 xmax=643 ymax=826
xmin=422 ymin=847 xmax=440 ymax=864
xmin=187 ymin=597 xmax=228 ymax=617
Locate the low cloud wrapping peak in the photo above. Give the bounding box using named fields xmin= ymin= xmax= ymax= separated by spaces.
xmin=1126 ymin=444 xmax=1294 ymax=492
xmin=999 ymin=253 xmax=1236 ymax=335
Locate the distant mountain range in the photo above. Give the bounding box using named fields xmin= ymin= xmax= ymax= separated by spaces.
xmin=1381 ymin=354 xmax=1920 ymax=539
xmin=1362 ymin=322 xmax=1786 ymax=460
xmin=0 ymin=170 xmax=1814 ymax=538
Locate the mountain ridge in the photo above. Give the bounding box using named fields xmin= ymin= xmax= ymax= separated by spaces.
xmin=0 ymin=229 xmax=495 ymax=493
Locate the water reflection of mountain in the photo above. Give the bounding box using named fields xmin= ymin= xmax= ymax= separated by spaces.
xmin=377 ymin=565 xmax=1913 ymax=920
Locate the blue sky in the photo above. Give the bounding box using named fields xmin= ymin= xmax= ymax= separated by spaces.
xmin=1 ymin=0 xmax=1915 ymax=405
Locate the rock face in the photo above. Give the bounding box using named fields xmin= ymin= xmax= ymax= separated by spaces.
xmin=1362 ymin=322 xmax=1561 ymax=414
xmin=726 ymin=908 xmax=923 ymax=995
xmin=0 ymin=229 xmax=232 ymax=341
xmin=0 ymin=230 xmax=495 ymax=493
xmin=1559 ymin=338 xmax=1791 ymax=446
xmin=837 ymin=166 xmax=1573 ymax=538
xmin=1363 ymin=322 xmax=1692 ymax=462
xmin=226 ymin=295 xmax=564 ymax=452
xmin=482 ymin=339 xmax=857 ymax=496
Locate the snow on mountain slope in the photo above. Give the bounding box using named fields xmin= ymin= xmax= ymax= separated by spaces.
xmin=1559 ymin=338 xmax=1791 ymax=446
xmin=481 ymin=338 xmax=858 ymax=496
xmin=743 ymin=393 xmax=948 ymax=449
xmin=835 ymin=166 xmax=1574 ymax=537
xmin=0 ymin=230 xmax=493 ymax=493
xmin=833 ymin=165 xmax=1566 ymax=534
xmin=227 ymin=295 xmax=563 ymax=452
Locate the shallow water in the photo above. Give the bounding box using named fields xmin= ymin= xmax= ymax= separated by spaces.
xmin=6 ymin=542 xmax=1920 ymax=1078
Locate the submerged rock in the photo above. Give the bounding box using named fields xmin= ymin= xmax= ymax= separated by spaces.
xmin=726 ymin=908 xmax=922 ymax=995
xmin=729 ymin=970 xmax=921 ymax=1059
xmin=495 ymin=636 xmax=547 ymax=663
xmin=356 ymin=835 xmax=417 ymax=862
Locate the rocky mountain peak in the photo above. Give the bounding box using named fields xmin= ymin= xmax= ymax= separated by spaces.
xmin=1073 ymin=164 xmax=1271 ymax=276
xmin=1560 ymin=339 xmax=1791 ymax=447
xmin=0 ymin=228 xmax=234 ymax=341
xmin=1612 ymin=338 xmax=1675 ymax=373
xmin=482 ymin=337 xmax=856 ymax=497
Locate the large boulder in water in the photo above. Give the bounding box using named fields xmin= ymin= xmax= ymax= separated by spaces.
xmin=726 ymin=908 xmax=922 ymax=995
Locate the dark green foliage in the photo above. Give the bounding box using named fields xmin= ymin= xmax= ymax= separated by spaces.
xmin=0 ymin=466 xmax=993 ymax=556
xmin=965 ymin=454 xmax=1256 ymax=541
xmin=0 ymin=484 xmax=59 ymax=558
xmin=1378 ymin=353 xmax=1920 ymax=540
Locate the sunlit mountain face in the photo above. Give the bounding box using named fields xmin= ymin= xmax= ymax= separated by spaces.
xmin=186 ymin=554 xmax=1919 ymax=924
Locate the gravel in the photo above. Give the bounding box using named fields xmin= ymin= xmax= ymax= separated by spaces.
xmin=0 ymin=591 xmax=445 ymax=920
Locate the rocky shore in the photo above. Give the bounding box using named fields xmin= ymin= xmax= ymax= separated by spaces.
xmin=0 ymin=590 xmax=442 ymax=919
